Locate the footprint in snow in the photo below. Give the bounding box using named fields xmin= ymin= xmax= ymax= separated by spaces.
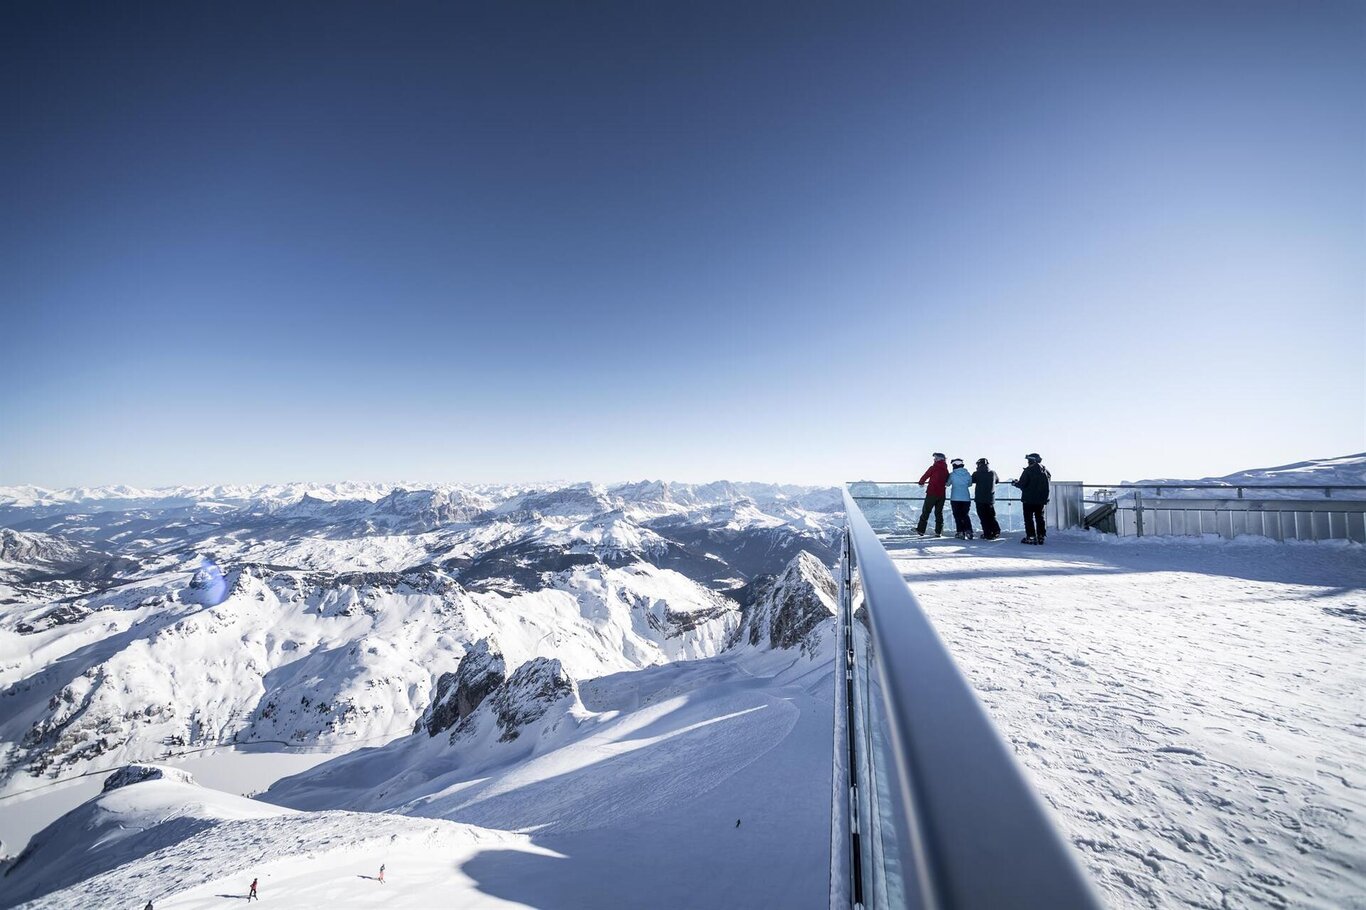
xmin=1154 ymin=746 xmax=1203 ymax=759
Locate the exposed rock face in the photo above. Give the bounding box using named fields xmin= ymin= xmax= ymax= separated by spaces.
xmin=0 ymin=530 xmax=97 ymax=584
xmin=0 ymin=530 xmax=87 ymax=568
xmin=489 ymin=658 xmax=575 ymax=742
xmin=102 ymin=764 xmax=195 ymax=792
xmin=416 ymin=638 xmax=506 ymax=737
xmin=374 ymin=489 xmax=491 ymax=528
xmin=733 ymin=551 xmax=838 ymax=656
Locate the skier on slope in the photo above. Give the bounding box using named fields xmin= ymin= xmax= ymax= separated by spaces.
xmin=972 ymin=458 xmax=1002 ymax=540
xmin=1011 ymin=453 xmax=1051 ymax=544
xmin=915 ymin=453 xmax=950 ymax=537
xmin=379 ymin=863 xmax=386 ymax=884
xmin=248 ymin=877 xmax=259 ymax=902
xmin=948 ymin=458 xmax=975 ymax=539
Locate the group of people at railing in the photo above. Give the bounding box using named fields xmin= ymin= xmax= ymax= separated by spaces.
xmin=916 ymin=453 xmax=1053 ymax=544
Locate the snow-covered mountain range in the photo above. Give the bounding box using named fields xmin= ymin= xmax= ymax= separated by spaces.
xmin=0 ymin=480 xmax=842 ymax=907
xmin=0 ymin=481 xmax=838 ymax=779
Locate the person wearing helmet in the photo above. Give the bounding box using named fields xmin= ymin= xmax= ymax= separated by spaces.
xmin=971 ymin=458 xmax=1001 ymax=539
xmin=1011 ymin=453 xmax=1051 ymax=544
xmin=915 ymin=452 xmax=949 ymax=537
xmin=947 ymin=458 xmax=975 ymax=539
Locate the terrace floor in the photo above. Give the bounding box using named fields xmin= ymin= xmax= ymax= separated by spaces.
xmin=883 ymin=531 xmax=1365 ymax=910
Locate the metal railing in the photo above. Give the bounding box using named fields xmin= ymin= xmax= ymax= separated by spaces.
xmin=1078 ymin=484 xmax=1366 ymax=543
xmin=847 ymin=481 xmax=1084 ymax=537
xmin=831 ymin=489 xmax=1101 ymax=910
xmin=848 ymin=481 xmax=1366 ymax=544
xmin=1092 ymin=483 xmax=1366 ymax=499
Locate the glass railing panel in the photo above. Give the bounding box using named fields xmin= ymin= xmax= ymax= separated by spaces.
xmin=852 ymin=610 xmax=913 ymax=910
xmin=847 ymin=480 xmax=1026 ymax=535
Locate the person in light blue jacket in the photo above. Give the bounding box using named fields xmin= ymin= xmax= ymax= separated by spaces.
xmin=947 ymin=458 xmax=975 ymax=539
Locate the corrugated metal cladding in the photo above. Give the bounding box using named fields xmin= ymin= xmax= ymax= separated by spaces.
xmin=1114 ymin=497 xmax=1366 ymax=543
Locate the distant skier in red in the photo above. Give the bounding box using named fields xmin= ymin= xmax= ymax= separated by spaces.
xmin=379 ymin=863 xmax=386 ymax=884
xmin=916 ymin=452 xmax=950 ymax=537
xmin=248 ymin=878 xmax=259 ymax=902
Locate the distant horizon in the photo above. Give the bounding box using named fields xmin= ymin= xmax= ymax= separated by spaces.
xmin=3 ymin=451 xmax=1362 ymax=494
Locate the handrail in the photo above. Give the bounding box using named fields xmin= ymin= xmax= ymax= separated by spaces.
xmin=1088 ymin=483 xmax=1366 ymax=490
xmin=839 ymin=488 xmax=1101 ymax=909
xmin=850 ymin=481 xmax=1366 ymax=491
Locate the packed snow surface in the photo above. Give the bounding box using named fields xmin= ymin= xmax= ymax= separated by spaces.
xmin=886 ymin=531 xmax=1365 ymax=910
xmin=5 ymin=771 xmax=542 ymax=909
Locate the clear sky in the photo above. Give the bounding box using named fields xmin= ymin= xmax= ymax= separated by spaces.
xmin=3 ymin=1 xmax=1363 ymax=487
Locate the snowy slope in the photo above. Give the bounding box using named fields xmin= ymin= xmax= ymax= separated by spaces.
xmin=0 ymin=560 xmax=740 ymax=785
xmin=266 ymin=552 xmax=835 ymax=821
xmin=0 ymin=481 xmax=839 ymax=869
xmin=6 ymin=554 xmax=840 ymax=909
xmin=3 ymin=765 xmax=291 ymax=905
xmin=4 ymin=767 xmax=547 ymax=910
xmin=11 ymin=649 xmax=835 ymax=910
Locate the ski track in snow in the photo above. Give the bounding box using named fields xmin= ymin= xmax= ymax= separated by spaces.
xmin=9 ymin=652 xmax=836 ymax=910
xmin=887 ymin=533 xmax=1365 ymax=910
xmin=16 ymin=809 xmax=543 ymax=910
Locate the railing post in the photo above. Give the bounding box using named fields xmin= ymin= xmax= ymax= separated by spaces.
xmin=1134 ymin=490 xmax=1144 ymax=537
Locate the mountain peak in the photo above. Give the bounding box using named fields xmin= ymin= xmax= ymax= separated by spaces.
xmin=417 ymin=638 xmax=507 ymax=737
xmin=101 ymin=763 xmax=195 ymax=792
xmin=490 ymin=658 xmax=577 ymax=743
xmin=733 ymin=551 xmax=838 ymax=656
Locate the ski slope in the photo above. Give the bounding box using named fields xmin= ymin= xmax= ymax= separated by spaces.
xmin=887 ymin=532 xmax=1365 ymax=910
xmin=8 ymin=774 xmax=549 ymax=910
xmin=7 ymin=649 xmax=835 ymax=909
xmin=267 ymin=649 xmax=836 ymax=908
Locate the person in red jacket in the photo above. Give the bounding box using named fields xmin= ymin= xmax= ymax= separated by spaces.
xmin=915 ymin=452 xmax=950 ymax=537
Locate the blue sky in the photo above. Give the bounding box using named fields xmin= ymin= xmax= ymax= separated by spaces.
xmin=2 ymin=1 xmax=1362 ymax=487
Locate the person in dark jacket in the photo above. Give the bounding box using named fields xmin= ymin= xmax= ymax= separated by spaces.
xmin=915 ymin=453 xmax=949 ymax=537
xmin=1011 ymin=453 xmax=1051 ymax=544
xmin=971 ymin=458 xmax=1002 ymax=539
